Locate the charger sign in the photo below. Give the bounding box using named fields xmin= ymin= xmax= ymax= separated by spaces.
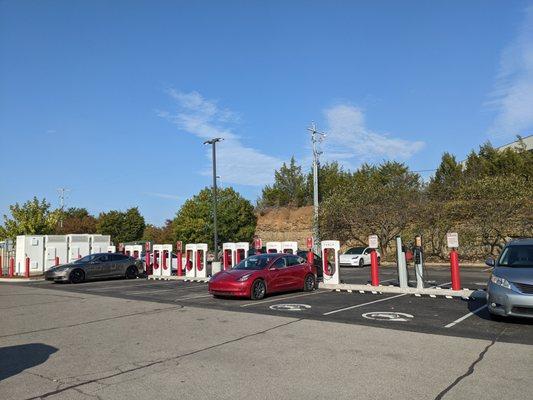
xmin=254 ymin=238 xmax=262 ymax=250
xmin=368 ymin=235 xmax=379 ymax=249
xmin=447 ymin=232 xmax=459 ymax=248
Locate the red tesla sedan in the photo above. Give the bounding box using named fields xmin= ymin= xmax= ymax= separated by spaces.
xmin=208 ymin=253 xmax=316 ymax=300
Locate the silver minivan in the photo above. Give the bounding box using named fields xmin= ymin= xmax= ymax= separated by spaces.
xmin=486 ymin=238 xmax=533 ymax=319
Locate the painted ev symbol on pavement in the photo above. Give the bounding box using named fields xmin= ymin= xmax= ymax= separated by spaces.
xmin=269 ymin=304 xmax=312 ymax=311
xmin=362 ymin=311 xmax=414 ymax=322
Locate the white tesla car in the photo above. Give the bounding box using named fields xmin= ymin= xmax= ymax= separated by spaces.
xmin=339 ymin=247 xmax=381 ymax=267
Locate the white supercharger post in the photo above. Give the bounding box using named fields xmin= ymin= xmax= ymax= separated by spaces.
xmin=281 ymin=241 xmax=298 ymax=254
xmin=195 ymin=243 xmax=208 ymax=278
xmin=321 ymin=240 xmax=340 ymax=285
xmin=222 ymin=242 xmax=236 ymax=270
xmin=185 ymin=244 xmax=196 ymax=278
xmin=235 ymin=242 xmax=249 ymax=264
xmin=152 ymin=244 xmax=164 ymax=277
xmin=107 ymin=245 xmax=116 ymax=253
xmin=266 ymin=241 xmax=282 ymax=254
xmin=160 ymin=244 xmax=173 ymax=277
xmin=124 ymin=245 xmax=134 ymax=257
xmin=130 ymin=245 xmax=143 ymax=260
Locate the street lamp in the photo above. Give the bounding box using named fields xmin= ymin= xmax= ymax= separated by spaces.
xmin=203 ymin=137 xmax=223 ymax=260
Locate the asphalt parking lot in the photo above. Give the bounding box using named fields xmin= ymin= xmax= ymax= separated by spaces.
xmin=19 ymin=266 xmax=532 ymax=346
xmin=1 ymin=271 xmax=532 ymax=400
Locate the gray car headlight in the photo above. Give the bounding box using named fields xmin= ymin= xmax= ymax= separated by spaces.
xmin=490 ymin=274 xmax=511 ymax=289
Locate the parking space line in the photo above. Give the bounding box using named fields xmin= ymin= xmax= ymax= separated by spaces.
xmin=444 ymin=305 xmax=487 ymax=328
xmin=240 ymin=290 xmax=330 ymax=308
xmin=323 ymin=293 xmax=407 ymax=315
xmin=126 ymin=288 xmax=179 ymax=295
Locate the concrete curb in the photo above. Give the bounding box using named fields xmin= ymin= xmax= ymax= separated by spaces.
xmin=318 ymin=282 xmax=473 ymax=299
xmin=0 ymin=277 xmax=45 ymax=283
xmin=148 ymin=275 xmax=210 ymax=283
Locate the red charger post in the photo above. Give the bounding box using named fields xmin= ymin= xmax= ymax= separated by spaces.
xmin=55 ymin=256 xmax=60 ymax=266
xmin=370 ymin=250 xmax=379 ymax=286
xmin=177 ymin=251 xmax=183 ymax=276
xmin=9 ymin=257 xmax=14 ymax=277
xmin=450 ymin=248 xmax=461 ymax=291
xmin=0 ymin=255 xmax=2 ymax=275
xmin=25 ymin=257 xmax=30 ymax=278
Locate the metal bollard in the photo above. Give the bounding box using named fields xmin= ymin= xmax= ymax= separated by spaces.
xmin=370 ymin=250 xmax=379 ymax=286
xmin=450 ymin=249 xmax=461 ymax=291
xmin=25 ymin=257 xmax=30 ymax=278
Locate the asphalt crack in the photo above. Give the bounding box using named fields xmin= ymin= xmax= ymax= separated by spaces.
xmin=24 ymin=318 xmax=303 ymax=400
xmin=434 ymin=327 xmax=506 ymax=399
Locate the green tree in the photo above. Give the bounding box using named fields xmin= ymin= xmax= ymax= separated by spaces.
xmin=142 ymin=220 xmax=175 ymax=244
xmin=96 ymin=207 xmax=145 ymax=244
xmin=306 ymin=161 xmax=352 ymax=203
xmin=0 ymin=197 xmax=60 ymax=240
xmin=260 ymin=157 xmax=310 ymax=207
xmin=55 ymin=207 xmax=97 ymax=234
xmin=427 ymin=152 xmax=463 ymax=200
xmin=173 ymin=187 xmax=257 ymax=249
xmin=320 ymin=162 xmax=422 ymax=256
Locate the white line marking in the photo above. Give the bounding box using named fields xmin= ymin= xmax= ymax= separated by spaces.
xmin=240 ymin=290 xmax=329 ymax=307
xmin=323 ymin=293 xmax=407 ymax=316
xmin=444 ymin=305 xmax=488 ymax=328
xmin=126 ymin=288 xmax=179 ymax=295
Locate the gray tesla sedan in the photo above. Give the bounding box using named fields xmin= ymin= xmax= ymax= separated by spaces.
xmin=486 ymin=238 xmax=533 ymax=319
xmin=45 ymin=253 xmax=144 ymax=283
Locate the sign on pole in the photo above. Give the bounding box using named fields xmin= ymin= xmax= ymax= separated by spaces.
xmin=254 ymin=238 xmax=262 ymax=250
xmin=176 ymin=241 xmax=183 ymax=252
xmin=144 ymin=241 xmax=150 ymax=251
xmin=306 ymin=237 xmax=314 ymax=250
xmin=368 ymin=235 xmax=379 ymax=249
xmin=446 ymin=232 xmax=459 ymax=248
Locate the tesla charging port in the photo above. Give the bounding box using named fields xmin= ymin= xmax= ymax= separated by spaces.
xmin=321 ymin=240 xmax=340 ymax=285
xmin=185 ymin=244 xmax=196 ymax=278
xmin=266 ymin=242 xmax=282 ymax=254
xmin=195 ymin=243 xmax=208 ymax=278
xmin=235 ymin=242 xmax=249 ymax=264
xmin=281 ymin=241 xmax=298 ymax=254
xmin=222 ymin=242 xmax=236 ymax=270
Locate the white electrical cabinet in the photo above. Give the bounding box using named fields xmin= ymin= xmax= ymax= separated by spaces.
xmin=90 ymin=234 xmax=111 ymax=254
xmin=15 ymin=235 xmax=45 ymax=275
xmin=44 ymin=235 xmax=68 ymax=269
xmin=67 ymin=234 xmax=90 ymax=262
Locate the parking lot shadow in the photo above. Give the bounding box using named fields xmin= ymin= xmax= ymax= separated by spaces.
xmin=0 ymin=343 xmax=58 ymax=381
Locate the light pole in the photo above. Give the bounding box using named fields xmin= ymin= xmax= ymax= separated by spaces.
xmin=203 ymin=138 xmax=223 ymax=260
xmin=307 ymin=122 xmax=326 ymax=251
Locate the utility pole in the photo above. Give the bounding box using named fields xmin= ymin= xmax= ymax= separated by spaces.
xmin=57 ymin=187 xmax=70 ymax=229
xmin=203 ymin=138 xmax=223 ymax=260
xmin=307 ymin=122 xmax=326 ymax=250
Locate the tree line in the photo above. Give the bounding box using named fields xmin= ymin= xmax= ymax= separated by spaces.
xmin=258 ymin=139 xmax=533 ymax=260
xmin=0 ymin=188 xmax=258 ymax=249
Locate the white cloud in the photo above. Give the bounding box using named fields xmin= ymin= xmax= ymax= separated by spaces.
xmin=488 ymin=5 xmax=533 ymax=138
xmin=144 ymin=192 xmax=182 ymax=201
xmin=322 ymin=104 xmax=424 ymax=166
xmin=159 ymin=90 xmax=283 ymax=186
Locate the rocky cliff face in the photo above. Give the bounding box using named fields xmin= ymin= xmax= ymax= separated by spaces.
xmin=255 ymin=206 xmax=313 ymax=248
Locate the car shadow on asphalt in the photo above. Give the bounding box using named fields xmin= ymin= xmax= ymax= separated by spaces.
xmin=0 ymin=343 xmax=58 ymax=381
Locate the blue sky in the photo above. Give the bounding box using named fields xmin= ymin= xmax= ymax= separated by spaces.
xmin=1 ymin=0 xmax=532 ymax=225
